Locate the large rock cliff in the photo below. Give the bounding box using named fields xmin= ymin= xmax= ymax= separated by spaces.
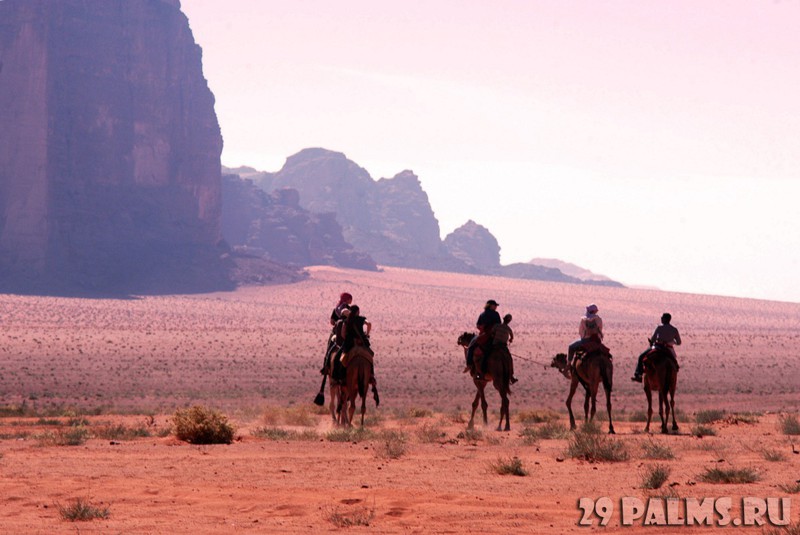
xmin=0 ymin=0 xmax=232 ymax=294
xmin=444 ymin=220 xmax=501 ymax=271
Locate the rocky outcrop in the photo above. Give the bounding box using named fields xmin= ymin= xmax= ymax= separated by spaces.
xmin=0 ymin=0 xmax=233 ymax=294
xmin=444 ymin=220 xmax=501 ymax=271
xmin=528 ymin=258 xmax=623 ymax=287
xmin=262 ymin=148 xmax=472 ymax=272
xmin=221 ymin=174 xmax=377 ymax=270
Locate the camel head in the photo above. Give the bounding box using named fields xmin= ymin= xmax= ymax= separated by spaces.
xmin=551 ymin=353 xmax=568 ymax=371
xmin=457 ymin=332 xmax=475 ymax=347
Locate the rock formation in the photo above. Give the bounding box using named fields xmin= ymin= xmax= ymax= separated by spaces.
xmin=444 ymin=220 xmax=501 ymax=271
xmin=0 ymin=0 xmax=233 ymax=294
xmin=221 ymin=174 xmax=377 ymax=270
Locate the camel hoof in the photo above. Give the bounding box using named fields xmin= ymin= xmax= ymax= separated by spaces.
xmin=608 ymin=428 xmax=616 ymax=435
xmin=672 ymin=425 xmax=679 ymax=432
xmin=496 ymin=426 xmax=502 ymax=432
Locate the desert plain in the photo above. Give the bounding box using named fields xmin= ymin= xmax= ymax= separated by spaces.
xmin=1 ymin=266 xmax=798 ymax=533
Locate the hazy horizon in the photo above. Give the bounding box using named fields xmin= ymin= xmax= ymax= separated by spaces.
xmin=182 ymin=0 xmax=800 ymax=303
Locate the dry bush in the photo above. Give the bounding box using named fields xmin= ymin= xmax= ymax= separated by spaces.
xmin=691 ymin=425 xmax=717 ymax=437
xmin=57 ymin=498 xmax=110 ymax=522
xmin=699 ymin=467 xmax=759 ymax=484
xmin=405 ymin=407 xmax=433 ymax=419
xmin=326 ymin=427 xmax=373 ymax=443
xmin=627 ymin=410 xmax=649 ymax=422
xmin=416 ymin=421 xmax=446 ymax=443
xmin=173 ymin=406 xmax=235 ymax=445
xmin=516 ymin=409 xmax=560 ymax=424
xmin=94 ymin=424 xmax=150 ymax=441
xmin=262 ymin=406 xmax=316 ymax=427
xmin=456 ymin=428 xmax=483 ymax=443
xmin=252 ymin=427 xmax=318 ymax=441
xmin=567 ymin=429 xmax=629 ymax=463
xmin=641 ymin=464 xmax=671 ymax=489
xmin=761 ymin=448 xmax=786 ymax=462
xmin=695 ymin=410 xmax=726 ymax=424
xmin=778 ymin=481 xmax=800 ymax=494
xmin=376 ymin=430 xmax=408 ymax=459
xmin=779 ymin=414 xmax=800 ymax=436
xmin=520 ymin=422 xmax=570 ymax=445
xmin=491 ymin=456 xmax=528 ymax=476
xmin=326 ymin=505 xmax=375 ymax=528
xmin=761 ymin=520 xmax=800 ymax=535
xmin=725 ymin=412 xmax=760 ymax=424
xmin=36 ymin=427 xmax=89 ymax=447
xmin=641 ymin=439 xmax=675 ymax=460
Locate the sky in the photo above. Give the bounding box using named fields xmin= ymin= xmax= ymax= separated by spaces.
xmin=181 ymin=0 xmax=800 ymax=303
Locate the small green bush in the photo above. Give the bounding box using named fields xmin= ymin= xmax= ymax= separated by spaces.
xmin=699 ymin=467 xmax=759 ymax=484
xmin=641 ymin=464 xmax=671 ymax=489
xmin=173 ymin=406 xmax=235 ymax=445
xmin=491 ymin=456 xmax=528 ymax=476
xmin=57 ymin=498 xmax=109 ymax=522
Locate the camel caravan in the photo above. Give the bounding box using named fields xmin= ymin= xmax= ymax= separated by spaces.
xmin=315 ymin=294 xmax=681 ymax=434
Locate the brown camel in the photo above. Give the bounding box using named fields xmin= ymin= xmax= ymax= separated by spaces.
xmin=340 ymin=350 xmax=374 ymax=427
xmin=551 ymin=352 xmax=615 ymax=434
xmin=457 ymin=332 xmax=512 ymax=432
xmin=642 ymin=346 xmax=679 ymax=434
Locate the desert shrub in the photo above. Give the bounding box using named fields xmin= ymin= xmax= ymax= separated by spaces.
xmin=641 ymin=439 xmax=675 ymax=460
xmin=406 ymin=407 xmax=433 ymax=419
xmin=416 ymin=422 xmax=445 ymax=443
xmin=520 ymin=422 xmax=569 ymax=445
xmin=456 ymin=428 xmax=483 ymax=443
xmin=567 ymin=430 xmax=629 ymax=462
xmin=779 ymin=414 xmax=800 ymax=436
xmin=778 ymin=481 xmax=800 ymax=494
xmin=252 ymin=427 xmax=318 ymax=441
xmin=173 ymin=406 xmax=235 ymax=445
xmin=695 ymin=410 xmax=725 ymax=424
xmin=641 ymin=464 xmax=671 ymax=489
xmin=761 ymin=448 xmax=786 ymax=462
xmin=762 ymin=520 xmax=800 ymax=535
xmin=326 ymin=505 xmax=375 ymax=528
xmin=516 ymin=409 xmax=560 ymax=424
xmin=94 ymin=424 xmax=151 ymax=441
xmin=376 ymin=430 xmax=408 ymax=459
xmin=627 ymin=410 xmax=649 ymax=422
xmin=491 ymin=456 xmax=528 ymax=476
xmin=699 ymin=467 xmax=759 ymax=484
xmin=448 ymin=410 xmax=467 ymax=424
xmin=37 ymin=427 xmax=89 ymax=446
xmin=326 ymin=427 xmax=373 ymax=443
xmin=261 ymin=406 xmax=316 ymax=427
xmin=691 ymin=425 xmax=717 ymax=437
xmin=725 ymin=412 xmax=761 ymax=424
xmin=67 ymin=416 xmax=90 ymax=427
xmin=57 ymin=498 xmax=109 ymax=522
xmin=35 ymin=418 xmax=63 ymax=426
xmin=579 ymin=421 xmax=603 ymax=435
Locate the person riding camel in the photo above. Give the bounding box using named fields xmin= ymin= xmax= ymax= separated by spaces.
xmin=631 ymin=313 xmax=681 ymax=382
xmin=465 ymin=299 xmax=502 ymax=380
xmin=492 ymin=313 xmax=518 ymax=384
xmin=567 ymin=303 xmax=605 ymax=368
xmin=321 ymin=292 xmax=353 ymax=375
xmin=340 ymin=305 xmax=377 ymax=387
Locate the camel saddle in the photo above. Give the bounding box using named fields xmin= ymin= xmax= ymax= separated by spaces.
xmin=643 ymin=345 xmax=679 ymax=371
xmin=341 ymin=345 xmax=374 ymax=367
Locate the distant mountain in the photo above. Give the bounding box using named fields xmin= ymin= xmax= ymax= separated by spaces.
xmin=443 ymin=220 xmax=501 ymax=271
xmin=221 ymin=174 xmax=377 ymax=271
xmin=528 ymin=258 xmax=623 ymax=286
xmin=231 ymin=149 xmax=473 ymax=273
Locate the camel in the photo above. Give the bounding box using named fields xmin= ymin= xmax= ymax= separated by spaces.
xmin=641 ymin=346 xmax=679 ymax=434
xmin=314 ymin=335 xmax=345 ymax=424
xmin=551 ymin=351 xmax=615 ymax=434
xmin=340 ymin=349 xmax=375 ymax=427
xmin=457 ymin=332 xmax=512 ymax=432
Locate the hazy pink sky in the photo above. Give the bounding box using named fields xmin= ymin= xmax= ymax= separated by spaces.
xmin=182 ymin=0 xmax=800 ymax=302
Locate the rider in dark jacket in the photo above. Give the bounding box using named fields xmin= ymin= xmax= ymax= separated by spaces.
xmin=466 ymin=299 xmax=502 ymax=379
xmin=632 ymin=313 xmax=681 ymax=382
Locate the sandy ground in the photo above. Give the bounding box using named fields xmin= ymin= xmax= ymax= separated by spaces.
xmin=1 ymin=266 xmax=799 ymax=532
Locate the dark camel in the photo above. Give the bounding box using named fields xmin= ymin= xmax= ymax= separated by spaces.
xmin=457 ymin=332 xmax=512 ymax=431
xmin=642 ymin=346 xmax=679 ymax=434
xmin=340 ymin=352 xmax=374 ymax=427
xmin=551 ymin=352 xmax=615 ymax=434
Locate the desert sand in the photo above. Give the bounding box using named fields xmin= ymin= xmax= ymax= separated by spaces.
xmin=1 ymin=266 xmax=798 ymax=533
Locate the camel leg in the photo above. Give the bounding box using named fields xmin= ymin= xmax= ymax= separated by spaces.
xmin=583 ymin=389 xmax=591 ymax=423
xmin=644 ymin=385 xmax=653 ymax=433
xmin=329 ymin=384 xmax=338 ymax=424
xmin=657 ymin=390 xmax=666 ymax=434
xmin=481 ymin=387 xmax=489 ymax=426
xmin=588 ymin=383 xmax=599 ymax=422
xmin=499 ymin=392 xmax=510 ymax=432
xmin=360 ymin=394 xmax=367 ymax=427
xmin=468 ymin=386 xmax=481 ymax=430
xmin=605 ymin=383 xmax=615 ymax=434
xmin=662 ymin=387 xmax=670 ymax=434
xmin=670 ymin=386 xmax=678 ymax=432
xmin=566 ymin=378 xmax=579 ymax=430
xmin=346 ymin=394 xmax=356 ymax=428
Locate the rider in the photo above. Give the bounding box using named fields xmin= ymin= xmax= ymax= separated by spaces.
xmin=631 ymin=313 xmax=681 ymax=382
xmin=466 ymin=299 xmax=502 ymax=380
xmin=340 ymin=305 xmax=377 ymax=386
xmin=492 ymin=313 xmax=518 ymax=384
xmin=321 ymin=292 xmax=353 ymax=375
xmin=567 ymin=303 xmax=604 ymax=367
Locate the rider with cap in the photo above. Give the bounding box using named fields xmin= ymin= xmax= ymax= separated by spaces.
xmin=466 ymin=299 xmax=502 ymax=379
xmin=567 ymin=303 xmax=603 ymax=366
xmin=631 ymin=313 xmax=681 ymax=382
xmin=321 ymin=292 xmax=353 ymax=375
